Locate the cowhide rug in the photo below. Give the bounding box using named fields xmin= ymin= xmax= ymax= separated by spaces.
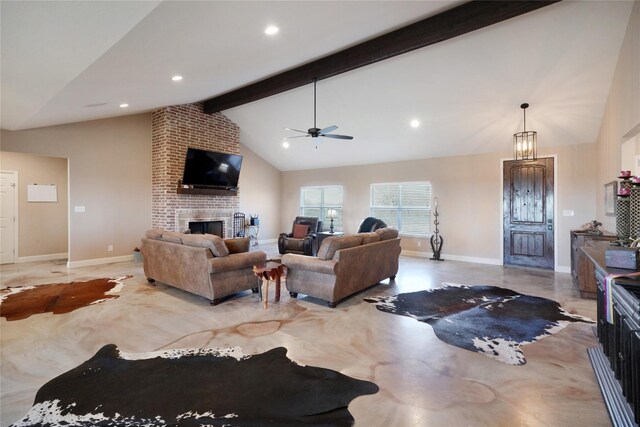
xmin=364 ymin=283 xmax=593 ymax=365
xmin=12 ymin=345 xmax=378 ymax=427
xmin=0 ymin=276 xmax=128 ymax=321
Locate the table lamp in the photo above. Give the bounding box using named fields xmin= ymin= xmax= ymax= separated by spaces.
xmin=327 ymin=209 xmax=337 ymax=234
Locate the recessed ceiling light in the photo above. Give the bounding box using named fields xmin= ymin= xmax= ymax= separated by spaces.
xmin=282 ymin=141 xmax=290 ymax=148
xmin=171 ymin=75 xmax=183 ymax=82
xmin=120 ymin=103 xmax=129 ymax=108
xmin=265 ymin=25 xmax=279 ymax=36
xmin=410 ymin=119 xmax=420 ymax=128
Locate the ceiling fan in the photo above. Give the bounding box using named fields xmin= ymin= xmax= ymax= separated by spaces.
xmin=284 ymin=78 xmax=353 ymax=143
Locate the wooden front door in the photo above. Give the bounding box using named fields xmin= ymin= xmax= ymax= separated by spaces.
xmin=503 ymin=158 xmax=554 ymax=269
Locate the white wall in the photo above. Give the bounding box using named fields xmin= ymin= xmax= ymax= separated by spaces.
xmin=282 ymin=143 xmax=597 ymax=269
xmin=239 ymin=143 xmax=281 ymax=241
xmin=0 ymin=151 xmax=68 ymax=259
xmin=596 ymin=1 xmax=640 ymax=231
xmin=1 ymin=114 xmax=152 ymax=264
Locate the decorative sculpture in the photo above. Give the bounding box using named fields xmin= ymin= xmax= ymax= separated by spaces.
xmin=430 ymin=197 xmax=444 ymax=261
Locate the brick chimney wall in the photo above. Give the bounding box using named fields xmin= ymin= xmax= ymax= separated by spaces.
xmin=151 ymin=102 xmax=240 ymax=231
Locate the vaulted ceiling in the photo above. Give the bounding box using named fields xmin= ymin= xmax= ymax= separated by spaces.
xmin=1 ymin=1 xmax=634 ymax=171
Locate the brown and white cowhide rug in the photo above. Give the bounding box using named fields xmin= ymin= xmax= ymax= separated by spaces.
xmin=13 ymin=344 xmax=379 ymax=427
xmin=0 ymin=276 xmax=128 ymax=321
xmin=365 ymin=283 xmax=593 ymax=365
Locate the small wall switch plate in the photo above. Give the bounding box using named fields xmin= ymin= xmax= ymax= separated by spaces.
xmin=107 ymin=245 xmax=113 ymax=252
xmin=74 ymin=206 xmax=85 ymax=213
xmin=563 ymin=210 xmax=574 ymax=217
xmin=417 ymin=241 xmax=422 ymax=247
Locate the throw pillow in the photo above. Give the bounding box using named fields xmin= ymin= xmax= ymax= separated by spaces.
xmin=224 ymin=237 xmax=249 ymax=254
xmin=292 ymin=224 xmax=309 ymax=239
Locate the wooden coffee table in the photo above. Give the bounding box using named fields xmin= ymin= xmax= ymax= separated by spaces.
xmin=253 ymin=261 xmax=286 ymax=309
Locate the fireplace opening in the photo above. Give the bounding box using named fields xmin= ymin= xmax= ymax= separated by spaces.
xmin=189 ymin=221 xmax=223 ymax=238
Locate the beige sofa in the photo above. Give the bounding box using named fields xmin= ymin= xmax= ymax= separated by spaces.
xmin=282 ymin=228 xmax=401 ymax=307
xmin=141 ymin=229 xmax=266 ymax=305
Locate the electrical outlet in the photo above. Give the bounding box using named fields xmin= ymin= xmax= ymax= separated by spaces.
xmin=108 ymin=245 xmax=113 ymax=252
xmin=417 ymin=241 xmax=422 ymax=247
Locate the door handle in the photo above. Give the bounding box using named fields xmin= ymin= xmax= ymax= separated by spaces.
xmin=548 ymin=225 xmax=553 ymax=231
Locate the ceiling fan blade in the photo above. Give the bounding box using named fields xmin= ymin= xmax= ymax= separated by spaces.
xmin=319 ymin=125 xmax=338 ymax=134
xmin=284 ymin=128 xmax=308 ymax=134
xmin=321 ymin=133 xmax=353 ymax=140
xmin=283 ymin=135 xmax=310 ymax=139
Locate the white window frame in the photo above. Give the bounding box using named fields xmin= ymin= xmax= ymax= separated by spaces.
xmin=370 ymin=181 xmax=432 ymax=236
xmin=300 ymin=185 xmax=344 ymax=232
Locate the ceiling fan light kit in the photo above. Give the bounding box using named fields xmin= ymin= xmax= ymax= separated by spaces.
xmin=284 ymin=79 xmax=353 ymax=146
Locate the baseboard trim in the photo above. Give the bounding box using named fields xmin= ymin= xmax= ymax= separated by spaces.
xmin=67 ymin=254 xmax=134 ymax=269
xmin=401 ymin=250 xmax=502 ymax=265
xmin=555 ymin=265 xmax=571 ymax=273
xmin=16 ymin=252 xmax=68 ymax=263
xmin=258 ymin=238 xmax=278 ymax=244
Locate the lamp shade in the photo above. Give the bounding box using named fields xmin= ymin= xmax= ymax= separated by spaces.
xmin=513 ymin=103 xmax=537 ymax=161
xmin=327 ymin=209 xmax=337 ymax=219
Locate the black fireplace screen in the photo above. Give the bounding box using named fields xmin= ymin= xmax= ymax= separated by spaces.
xmin=189 ymin=221 xmax=223 ymax=238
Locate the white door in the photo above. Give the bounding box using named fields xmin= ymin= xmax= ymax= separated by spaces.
xmin=0 ymin=171 xmax=17 ymax=264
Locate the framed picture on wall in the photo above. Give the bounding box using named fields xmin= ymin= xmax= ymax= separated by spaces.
xmin=604 ymin=181 xmax=617 ymax=216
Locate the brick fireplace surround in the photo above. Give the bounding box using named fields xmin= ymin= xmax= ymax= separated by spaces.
xmin=151 ymin=102 xmax=240 ymax=237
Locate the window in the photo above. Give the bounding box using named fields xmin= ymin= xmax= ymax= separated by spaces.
xmin=370 ymin=182 xmax=432 ymax=235
xmin=300 ymin=186 xmax=343 ymax=231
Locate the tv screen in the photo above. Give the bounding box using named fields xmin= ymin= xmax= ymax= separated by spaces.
xmin=182 ymin=148 xmax=243 ymax=188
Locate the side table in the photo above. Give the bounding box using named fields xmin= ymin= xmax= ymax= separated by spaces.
xmin=253 ymin=261 xmax=286 ymax=309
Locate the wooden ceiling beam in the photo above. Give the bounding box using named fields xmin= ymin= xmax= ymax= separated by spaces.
xmin=203 ymin=0 xmax=560 ymax=114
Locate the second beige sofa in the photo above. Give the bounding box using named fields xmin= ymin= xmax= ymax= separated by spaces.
xmin=282 ymin=228 xmax=401 ymax=307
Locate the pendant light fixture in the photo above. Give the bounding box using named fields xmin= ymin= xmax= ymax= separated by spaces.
xmin=513 ymin=103 xmax=537 ymax=161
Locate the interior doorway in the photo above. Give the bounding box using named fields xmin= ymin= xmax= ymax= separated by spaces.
xmin=503 ymin=158 xmax=555 ymax=270
xmin=1 ymin=171 xmax=18 ymax=264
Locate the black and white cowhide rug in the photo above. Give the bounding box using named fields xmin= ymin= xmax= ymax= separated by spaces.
xmin=13 ymin=344 xmax=378 ymax=427
xmin=364 ymin=283 xmax=593 ymax=365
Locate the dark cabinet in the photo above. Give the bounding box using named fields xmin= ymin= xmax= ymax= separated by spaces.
xmin=584 ymin=245 xmax=640 ymax=426
xmin=570 ymin=231 xmax=617 ymax=298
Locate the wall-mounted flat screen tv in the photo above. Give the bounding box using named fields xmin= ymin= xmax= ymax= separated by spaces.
xmin=182 ymin=148 xmax=243 ymax=189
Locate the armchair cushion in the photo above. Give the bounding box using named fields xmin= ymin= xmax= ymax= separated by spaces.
xmin=293 ymin=224 xmax=310 ymax=238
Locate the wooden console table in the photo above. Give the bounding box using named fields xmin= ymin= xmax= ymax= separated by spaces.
xmin=570 ymin=230 xmax=617 ymax=298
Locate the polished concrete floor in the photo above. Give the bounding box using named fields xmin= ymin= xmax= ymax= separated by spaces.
xmin=0 ymin=243 xmax=609 ymax=426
